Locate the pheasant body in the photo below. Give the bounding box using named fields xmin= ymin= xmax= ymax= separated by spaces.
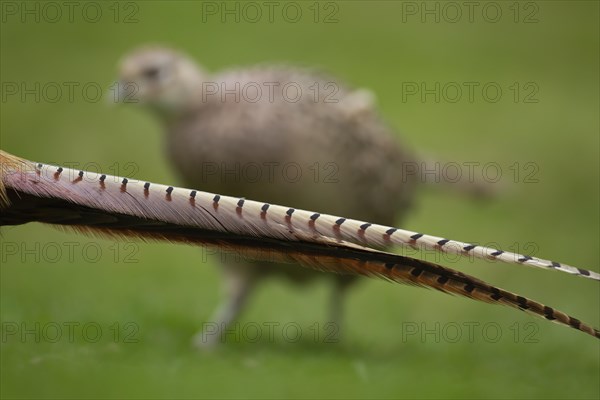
xmin=164 ymin=66 xmax=415 ymax=226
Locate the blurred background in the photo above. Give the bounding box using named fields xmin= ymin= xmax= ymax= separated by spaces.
xmin=1 ymin=1 xmax=598 ymax=398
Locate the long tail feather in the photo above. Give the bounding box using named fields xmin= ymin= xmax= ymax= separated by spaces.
xmin=1 ymin=150 xmax=598 ymax=339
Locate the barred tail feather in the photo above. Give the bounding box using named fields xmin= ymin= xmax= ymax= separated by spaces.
xmin=2 ymin=150 xmax=596 ymax=281
xmin=1 ymin=150 xmax=598 ymax=339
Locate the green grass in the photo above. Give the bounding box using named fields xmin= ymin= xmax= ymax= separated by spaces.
xmin=1 ymin=1 xmax=599 ymax=399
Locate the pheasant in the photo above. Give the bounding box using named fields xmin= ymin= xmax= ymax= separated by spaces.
xmin=116 ymin=46 xmax=421 ymax=346
xmin=1 ymin=150 xmax=598 ymax=341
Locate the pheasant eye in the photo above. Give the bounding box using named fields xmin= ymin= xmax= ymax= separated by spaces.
xmin=142 ymin=66 xmax=161 ymax=80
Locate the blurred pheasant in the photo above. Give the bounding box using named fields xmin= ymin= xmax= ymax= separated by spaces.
xmin=116 ymin=46 xmax=423 ymax=346
xmin=115 ymin=46 xmax=489 ymax=346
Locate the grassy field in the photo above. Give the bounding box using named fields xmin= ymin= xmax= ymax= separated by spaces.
xmin=1 ymin=1 xmax=599 ymax=399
